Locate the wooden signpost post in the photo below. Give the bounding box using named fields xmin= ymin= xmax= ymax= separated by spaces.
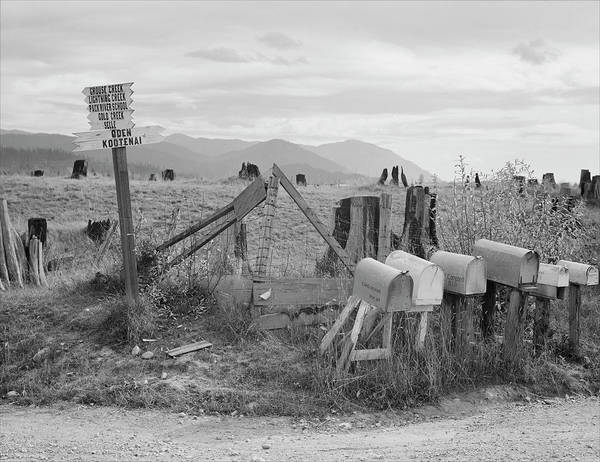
xmin=74 ymin=82 xmax=164 ymax=305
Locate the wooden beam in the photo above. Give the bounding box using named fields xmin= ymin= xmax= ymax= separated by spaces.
xmin=253 ymin=278 xmax=353 ymax=310
xmin=166 ymin=341 xmax=212 ymax=357
xmin=319 ymin=295 xmax=360 ymax=354
xmin=157 ymin=176 xmax=266 ymax=252
xmin=350 ymin=348 xmax=391 ymax=361
xmin=503 ymin=289 xmax=527 ymax=362
xmin=272 ymin=163 xmax=355 ymax=274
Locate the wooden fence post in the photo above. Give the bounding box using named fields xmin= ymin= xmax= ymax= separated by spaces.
xmin=568 ymin=284 xmax=581 ymax=356
xmin=112 ymin=147 xmax=139 ymax=305
xmin=377 ymin=193 xmax=392 ymax=262
xmin=481 ymin=280 xmax=497 ymax=340
xmin=533 ymin=297 xmax=550 ymax=352
xmin=255 ymin=176 xmax=279 ymax=278
xmin=503 ymin=289 xmax=527 ymax=363
xmin=0 ymin=199 xmax=23 ymax=288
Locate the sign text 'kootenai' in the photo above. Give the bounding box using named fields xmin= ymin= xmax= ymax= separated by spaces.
xmin=73 ymin=126 xmax=164 ymax=152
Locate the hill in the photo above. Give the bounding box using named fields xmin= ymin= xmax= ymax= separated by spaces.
xmin=164 ymin=134 xmax=257 ymax=157
xmin=306 ymin=139 xmax=434 ymax=183
xmin=202 ymin=139 xmax=352 ymax=180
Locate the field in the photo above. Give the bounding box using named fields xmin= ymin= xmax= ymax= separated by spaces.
xmin=1 ymin=171 xmax=599 ymax=416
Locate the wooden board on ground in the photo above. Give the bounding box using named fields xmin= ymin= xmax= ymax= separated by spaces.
xmin=253 ymin=278 xmax=353 ymax=312
xmin=166 ymin=341 xmax=212 ymax=358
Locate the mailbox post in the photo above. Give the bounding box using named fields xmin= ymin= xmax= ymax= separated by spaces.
xmin=430 ymin=251 xmax=487 ymax=353
xmin=385 ymin=250 xmax=444 ymax=349
xmin=530 ymin=263 xmax=570 ymax=351
xmin=556 ymin=260 xmax=599 ymax=355
xmin=319 ymin=258 xmax=413 ymax=373
xmin=473 ymin=239 xmax=539 ymax=362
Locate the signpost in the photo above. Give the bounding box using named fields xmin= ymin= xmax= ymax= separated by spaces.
xmin=74 ymin=82 xmax=164 ymax=305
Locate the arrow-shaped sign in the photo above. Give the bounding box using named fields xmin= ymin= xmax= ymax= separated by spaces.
xmin=73 ymin=125 xmax=164 ymax=152
xmin=82 ymin=82 xmax=134 ymax=97
xmin=87 ymin=109 xmax=135 ymax=130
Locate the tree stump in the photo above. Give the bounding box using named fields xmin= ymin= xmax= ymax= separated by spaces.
xmin=390 ymin=166 xmax=399 ymax=186
xmin=513 ymin=175 xmax=525 ymax=194
xmin=28 ymin=218 xmax=47 ymax=247
xmin=579 ymin=169 xmax=591 ymax=197
xmin=33 ymin=170 xmax=44 ymax=177
xmin=542 ymin=172 xmax=556 ymax=190
xmin=87 ymin=219 xmax=111 ymax=243
xmin=162 ymin=169 xmax=175 ymax=181
xmin=149 ymin=173 xmax=157 ymax=181
xmin=71 ymin=160 xmax=88 ymax=179
xmin=0 ymin=199 xmax=23 ymax=288
xmin=587 ymin=175 xmax=600 ymax=205
xmin=247 ymin=163 xmax=260 ymax=180
xmin=296 ymin=173 xmax=307 ymax=186
xmin=238 ymin=162 xmax=248 ymax=179
xmin=377 ymin=168 xmax=388 ymax=185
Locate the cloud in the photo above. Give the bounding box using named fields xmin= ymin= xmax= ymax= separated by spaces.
xmin=186 ymin=47 xmax=251 ymax=63
xmin=512 ymin=39 xmax=561 ymax=65
xmin=186 ymin=47 xmax=307 ymax=66
xmin=258 ymin=31 xmax=302 ymax=49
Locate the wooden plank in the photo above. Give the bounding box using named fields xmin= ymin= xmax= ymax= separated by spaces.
xmin=37 ymin=239 xmax=48 ymax=287
xmin=29 ymin=237 xmax=40 ymax=286
xmin=255 ymin=313 xmax=291 ymax=330
xmin=232 ymin=177 xmax=267 ymax=219
xmin=253 ymin=278 xmax=353 ymax=308
xmin=377 ymin=193 xmax=392 ymax=262
xmin=272 ymin=163 xmax=355 ymax=274
xmin=255 ymin=176 xmax=279 ymax=277
xmin=350 ymin=348 xmax=391 ymax=361
xmin=0 ymin=211 xmax=9 ymax=286
xmin=319 ymin=295 xmax=360 ymax=354
xmin=350 ymin=301 xmax=369 ymax=344
xmin=12 ymin=228 xmax=28 ymax=283
xmin=503 ymin=289 xmax=527 ymax=362
xmin=73 ymin=126 xmax=163 ymax=152
xmin=568 ymin=283 xmax=581 ymax=356
xmin=112 ymin=147 xmax=139 ymax=304
xmin=166 ymin=341 xmax=212 ymax=357
xmin=0 ymin=199 xmax=23 ymax=288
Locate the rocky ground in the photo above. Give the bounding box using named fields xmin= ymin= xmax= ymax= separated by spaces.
xmin=1 ymin=395 xmax=598 ymax=461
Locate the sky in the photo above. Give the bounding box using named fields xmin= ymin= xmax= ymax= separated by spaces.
xmin=1 ymin=1 xmax=599 ymax=181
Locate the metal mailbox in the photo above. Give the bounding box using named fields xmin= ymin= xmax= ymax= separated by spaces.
xmin=353 ymin=258 xmax=412 ymax=312
xmin=472 ymin=239 xmax=539 ymax=289
xmin=556 ymin=260 xmax=599 ymax=286
xmin=429 ymin=250 xmax=487 ymax=296
xmin=385 ymin=250 xmax=444 ymax=306
xmin=531 ymin=263 xmax=570 ymax=300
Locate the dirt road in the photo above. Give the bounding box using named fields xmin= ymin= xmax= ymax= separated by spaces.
xmin=1 ymin=396 xmax=598 ymax=461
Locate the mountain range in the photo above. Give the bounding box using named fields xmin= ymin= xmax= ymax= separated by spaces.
xmin=0 ymin=129 xmax=434 ymax=184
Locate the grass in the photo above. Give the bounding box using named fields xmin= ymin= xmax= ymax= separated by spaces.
xmin=1 ymin=168 xmax=599 ymax=416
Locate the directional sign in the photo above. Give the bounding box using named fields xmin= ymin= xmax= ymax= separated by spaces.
xmin=87 ymin=109 xmax=135 ymax=130
xmin=73 ymin=126 xmax=164 ymax=152
xmin=83 ymin=82 xmax=135 ymax=130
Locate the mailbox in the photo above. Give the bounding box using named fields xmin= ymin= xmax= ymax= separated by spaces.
xmin=556 ymin=260 xmax=599 ymax=286
xmin=385 ymin=251 xmax=444 ymax=305
xmin=472 ymin=239 xmax=539 ymax=289
xmin=429 ymin=251 xmax=487 ymax=296
xmin=531 ymin=263 xmax=570 ymax=300
xmin=353 ymin=258 xmax=412 ymax=312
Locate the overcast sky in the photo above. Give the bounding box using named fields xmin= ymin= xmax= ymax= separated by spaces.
xmin=1 ymin=1 xmax=598 ymax=180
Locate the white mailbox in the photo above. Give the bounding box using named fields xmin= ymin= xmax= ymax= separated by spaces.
xmin=429 ymin=251 xmax=487 ymax=296
xmin=353 ymin=258 xmax=412 ymax=312
xmin=385 ymin=251 xmax=444 ymax=306
xmin=556 ymin=260 xmax=599 ymax=286
xmin=472 ymin=239 xmax=539 ymax=289
xmin=531 ymin=263 xmax=570 ymax=300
